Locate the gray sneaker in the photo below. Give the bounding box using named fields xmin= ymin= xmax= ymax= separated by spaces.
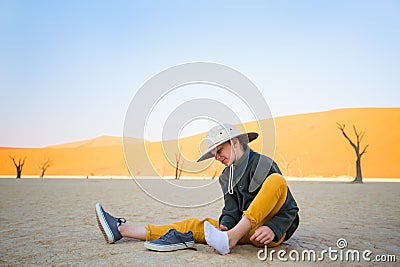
xmin=95 ymin=203 xmax=126 ymax=244
xmin=144 ymin=229 xmax=196 ymax=252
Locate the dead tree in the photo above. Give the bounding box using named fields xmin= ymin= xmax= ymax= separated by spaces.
xmin=161 ymin=161 xmax=166 ymax=177
xmin=279 ymin=153 xmax=294 ymax=177
xmin=211 ymin=169 xmax=218 ymax=180
xmin=337 ymin=123 xmax=369 ymax=183
xmin=175 ymin=152 xmax=184 ymax=180
xmin=9 ymin=156 xmax=26 ymax=179
xmin=296 ymin=157 xmax=303 ymax=178
xmin=39 ymin=159 xmax=53 ymax=178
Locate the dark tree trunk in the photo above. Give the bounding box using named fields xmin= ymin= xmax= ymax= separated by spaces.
xmin=16 ymin=168 xmax=22 ymax=179
xmin=175 ymin=161 xmax=179 ymax=180
xmin=353 ymin=156 xmax=363 ymax=183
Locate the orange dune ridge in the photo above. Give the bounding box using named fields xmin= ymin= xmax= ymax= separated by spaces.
xmin=1 ymin=108 xmax=399 ymax=178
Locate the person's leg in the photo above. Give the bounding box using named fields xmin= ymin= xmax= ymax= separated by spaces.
xmin=227 ymin=216 xmax=251 ymax=248
xmin=205 ymin=173 xmax=288 ymax=252
xmin=118 ymin=217 xmax=219 ymax=242
xmin=146 ymin=217 xmax=219 ymax=243
xmin=118 ymin=225 xmax=146 ymax=240
xmin=232 ymin=173 xmax=288 ymax=247
xmin=96 ymin=202 xmax=217 ymax=244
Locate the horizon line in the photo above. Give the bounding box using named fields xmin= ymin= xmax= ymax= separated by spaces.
xmin=2 ymin=106 xmax=398 ymax=149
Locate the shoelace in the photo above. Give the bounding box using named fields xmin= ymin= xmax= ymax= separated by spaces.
xmin=104 ymin=209 xmax=126 ymax=226
xmin=178 ymin=235 xmax=197 ymax=251
xmin=117 ymin=218 xmax=126 ymax=226
xmin=182 ymin=241 xmax=197 ymax=251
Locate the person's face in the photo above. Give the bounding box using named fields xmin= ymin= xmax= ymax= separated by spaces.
xmin=213 ymin=140 xmax=235 ymax=166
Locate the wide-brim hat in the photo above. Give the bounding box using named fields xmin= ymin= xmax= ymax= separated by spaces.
xmin=197 ymin=123 xmax=258 ymax=162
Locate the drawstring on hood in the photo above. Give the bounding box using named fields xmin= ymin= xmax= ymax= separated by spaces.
xmin=228 ymin=164 xmax=234 ymax=194
xmin=227 ymin=140 xmax=237 ymax=195
xmin=220 ymin=146 xmax=250 ymax=195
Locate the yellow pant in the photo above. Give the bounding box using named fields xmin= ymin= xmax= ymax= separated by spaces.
xmin=145 ymin=173 xmax=288 ymax=247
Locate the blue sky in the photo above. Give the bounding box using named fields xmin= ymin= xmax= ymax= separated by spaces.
xmin=1 ymin=0 xmax=399 ymax=147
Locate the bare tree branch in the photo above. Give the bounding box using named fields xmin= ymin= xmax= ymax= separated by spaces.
xmin=352 ymin=125 xmax=359 ymax=136
xmin=337 ymin=122 xmax=369 ymax=183
xmin=21 ymin=157 xmax=26 ymax=169
xmin=360 ymin=144 xmax=369 ymax=156
xmin=39 ymin=158 xmax=53 ymax=178
xmin=337 ymin=123 xmax=357 ymax=152
xmin=9 ymin=155 xmax=17 ymax=167
xmin=279 ymin=153 xmax=294 ymax=176
xmin=359 ymin=132 xmax=365 ymax=142
xmin=211 ymin=169 xmax=217 ymax=180
xmin=174 ymin=146 xmax=184 ymax=180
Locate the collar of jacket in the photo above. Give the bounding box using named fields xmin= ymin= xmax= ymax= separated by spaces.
xmin=218 ymin=146 xmax=251 ymax=195
xmin=219 ymin=148 xmax=277 ymax=194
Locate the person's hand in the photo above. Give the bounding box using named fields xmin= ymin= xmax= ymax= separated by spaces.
xmin=250 ymin=226 xmax=275 ymax=244
xmin=219 ymin=225 xmax=228 ymax=231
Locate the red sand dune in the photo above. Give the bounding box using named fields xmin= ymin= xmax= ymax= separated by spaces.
xmin=1 ymin=108 xmax=399 ymax=178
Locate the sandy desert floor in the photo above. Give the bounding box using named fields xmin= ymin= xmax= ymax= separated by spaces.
xmin=0 ymin=178 xmax=399 ymax=266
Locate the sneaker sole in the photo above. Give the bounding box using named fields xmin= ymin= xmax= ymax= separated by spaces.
xmin=95 ymin=203 xmax=115 ymax=244
xmin=144 ymin=241 xmax=195 ymax=252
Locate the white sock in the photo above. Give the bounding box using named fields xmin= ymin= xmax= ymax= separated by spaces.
xmin=204 ymin=221 xmax=230 ymax=255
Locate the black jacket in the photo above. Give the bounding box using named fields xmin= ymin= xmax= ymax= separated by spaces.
xmin=219 ymin=150 xmax=299 ymax=242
